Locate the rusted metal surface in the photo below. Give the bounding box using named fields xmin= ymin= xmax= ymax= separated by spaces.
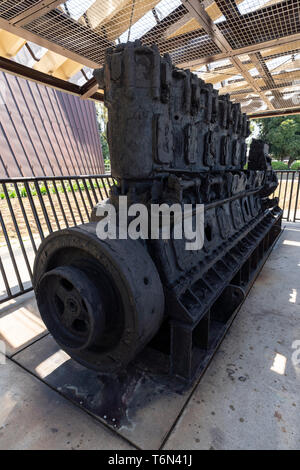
xmin=33 ymin=43 xmax=283 ymax=384
xmin=0 ymin=70 xmax=104 ymax=177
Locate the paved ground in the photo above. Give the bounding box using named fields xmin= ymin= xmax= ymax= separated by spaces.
xmin=0 ymin=223 xmax=299 ymax=450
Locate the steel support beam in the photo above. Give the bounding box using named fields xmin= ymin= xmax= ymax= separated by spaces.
xmin=215 ymin=0 xmax=240 ymax=19
xmin=182 ymin=0 xmax=232 ymax=52
xmin=11 ymin=1 xmax=62 ymax=27
xmin=249 ymin=51 xmax=285 ymax=107
xmin=80 ymin=77 xmax=101 ymax=100
xmin=231 ymin=56 xmax=275 ymax=110
xmin=249 ymin=52 xmax=277 ymax=89
xmin=0 ymin=56 xmax=104 ymax=102
xmin=182 ymin=0 xmax=275 ymax=110
xmin=251 ymin=107 xmax=300 ymax=119
xmin=177 ymin=33 xmax=300 ymax=68
xmin=222 ymin=83 xmax=299 ymax=99
xmin=0 ymin=17 xmax=99 ymax=69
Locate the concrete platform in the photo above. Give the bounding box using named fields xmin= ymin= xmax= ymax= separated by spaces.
xmin=0 ymin=291 xmax=47 ymax=357
xmin=164 ymin=223 xmax=300 ymax=450
xmin=0 ymin=359 xmax=133 ymax=450
xmin=0 ymin=223 xmax=300 ymax=450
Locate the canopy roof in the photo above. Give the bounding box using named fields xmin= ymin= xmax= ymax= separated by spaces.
xmin=0 ymin=0 xmax=299 ymax=117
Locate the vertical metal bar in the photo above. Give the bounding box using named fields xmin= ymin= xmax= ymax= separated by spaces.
xmin=278 ymin=171 xmax=283 ymax=201
xmin=52 ymin=180 xmax=69 ymax=228
xmin=24 ymin=181 xmax=44 ymax=240
xmin=82 ymin=178 xmax=94 ymax=210
xmin=294 ymin=171 xmax=300 ymax=223
xmin=287 ymin=171 xmax=295 ymax=222
xmin=95 ymin=177 xmax=106 ymax=200
xmin=0 ymin=255 xmax=12 ymax=298
xmin=106 ymin=176 xmax=113 ymax=191
xmin=99 ymin=177 xmax=109 ymax=199
xmin=2 ymin=184 xmax=33 ymax=281
xmin=34 ymin=180 xmax=52 ymax=235
xmin=69 ymin=178 xmax=84 ymax=225
xmin=61 ymin=179 xmax=77 ymax=226
xmin=76 ymin=178 xmax=90 ymax=220
xmin=282 ymin=172 xmax=289 ymax=220
xmin=88 ymin=177 xmax=99 ymax=206
xmin=0 ymin=211 xmax=24 ymax=291
xmin=14 ymin=182 xmax=37 ymax=254
xmin=44 ymin=180 xmax=61 ymax=231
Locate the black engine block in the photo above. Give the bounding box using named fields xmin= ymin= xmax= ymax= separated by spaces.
xmin=33 ymin=41 xmax=282 ymax=383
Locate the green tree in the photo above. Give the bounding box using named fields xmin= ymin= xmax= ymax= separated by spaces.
xmin=257 ymin=115 xmax=300 ymax=167
xmin=95 ymin=102 xmax=110 ymax=167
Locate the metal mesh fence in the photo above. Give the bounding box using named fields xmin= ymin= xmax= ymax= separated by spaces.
xmin=0 ymin=1 xmax=299 ymax=116
xmin=0 ymin=174 xmax=114 ymax=304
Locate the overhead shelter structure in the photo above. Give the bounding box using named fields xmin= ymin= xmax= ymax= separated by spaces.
xmin=0 ymin=0 xmax=299 ymax=118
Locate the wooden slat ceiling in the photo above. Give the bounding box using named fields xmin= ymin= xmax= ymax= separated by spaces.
xmin=0 ymin=0 xmax=299 ymax=117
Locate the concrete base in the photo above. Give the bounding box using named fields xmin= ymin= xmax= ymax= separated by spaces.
xmin=0 ymin=223 xmax=300 ymax=450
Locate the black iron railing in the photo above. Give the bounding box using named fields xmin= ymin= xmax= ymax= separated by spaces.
xmin=0 ymin=174 xmax=114 ymax=304
xmin=0 ymin=171 xmax=299 ymax=305
xmin=273 ymin=171 xmax=300 ymax=223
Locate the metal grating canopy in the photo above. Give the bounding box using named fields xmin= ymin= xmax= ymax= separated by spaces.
xmin=216 ymin=0 xmax=300 ymax=49
xmin=23 ymin=9 xmax=111 ymax=64
xmin=0 ymin=1 xmax=40 ymax=21
xmin=0 ymin=0 xmax=299 ymax=117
